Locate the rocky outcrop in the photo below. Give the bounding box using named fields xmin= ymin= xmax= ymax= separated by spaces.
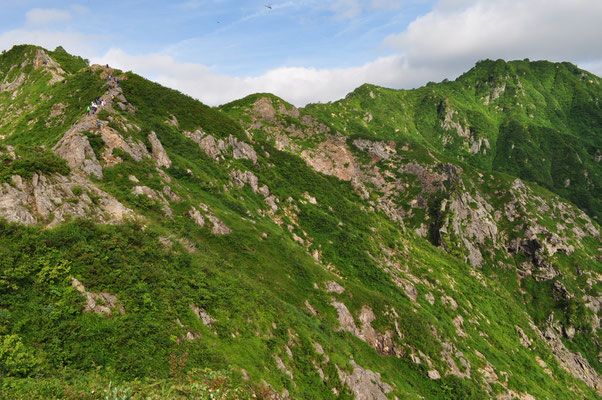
xmin=71 ymin=278 xmax=125 ymax=315
xmin=336 ymin=360 xmax=392 ymax=400
xmin=440 ymin=99 xmax=470 ymax=138
xmin=188 ymin=206 xmax=205 ymax=227
xmin=325 ymin=281 xmax=345 ymax=294
xmin=230 ymin=170 xmax=260 ymax=192
xmin=190 ymin=304 xmax=216 ymax=326
xmin=186 ymin=204 xmax=231 ymax=235
xmin=352 ymin=139 xmax=396 ymax=161
xmin=33 ymin=49 xmax=65 ymax=84
xmin=532 ymin=317 xmax=602 ymax=394
xmin=54 ymin=117 xmax=103 ymax=179
xmin=0 ymin=72 xmax=26 ymax=92
xmin=100 ymin=126 xmax=149 ymax=165
xmin=332 ymin=302 xmax=401 ymax=357
xmin=0 ymin=172 xmax=132 ymax=227
xmin=439 ymin=191 xmax=498 ymax=266
xmin=230 ymin=169 xmax=275 ymax=212
xmin=253 ymin=97 xmax=277 ymax=123
xmin=184 ymin=131 xmax=257 ymax=164
xmin=207 ymin=215 xmax=232 ymax=235
xmin=148 ymin=131 xmax=172 ymax=168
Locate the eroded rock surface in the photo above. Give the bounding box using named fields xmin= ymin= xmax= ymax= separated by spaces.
xmin=72 ymin=278 xmax=125 ymax=315
xmin=0 ymin=172 xmax=132 ymax=227
xmin=337 ymin=360 xmax=392 ymax=400
xmin=148 ymin=131 xmax=172 ymax=168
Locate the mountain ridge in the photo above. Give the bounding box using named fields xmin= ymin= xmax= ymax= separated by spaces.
xmin=0 ymin=45 xmax=600 ymax=399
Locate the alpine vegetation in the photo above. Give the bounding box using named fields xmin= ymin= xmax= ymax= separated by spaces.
xmin=0 ymin=45 xmax=600 ymax=399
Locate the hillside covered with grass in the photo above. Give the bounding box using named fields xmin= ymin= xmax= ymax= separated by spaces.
xmin=0 ymin=45 xmax=600 ymax=399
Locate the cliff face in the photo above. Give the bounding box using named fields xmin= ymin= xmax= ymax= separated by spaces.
xmin=0 ymin=46 xmax=600 ymax=399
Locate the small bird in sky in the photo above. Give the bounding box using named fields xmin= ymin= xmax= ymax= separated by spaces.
xmin=265 ymin=5 xmax=272 ymax=9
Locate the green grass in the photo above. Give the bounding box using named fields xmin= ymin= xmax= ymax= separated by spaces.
xmin=1 ymin=46 xmax=601 ymax=399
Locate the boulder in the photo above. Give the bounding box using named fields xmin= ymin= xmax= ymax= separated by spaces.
xmin=148 ymin=131 xmax=172 ymax=168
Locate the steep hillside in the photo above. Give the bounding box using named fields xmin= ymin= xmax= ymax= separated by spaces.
xmin=304 ymin=60 xmax=602 ymax=222
xmin=0 ymin=46 xmax=600 ymax=399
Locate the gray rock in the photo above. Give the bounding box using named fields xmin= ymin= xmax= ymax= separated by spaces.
xmin=188 ymin=207 xmax=205 ymax=227
xmin=0 ymin=172 xmax=132 ymax=227
xmin=148 ymin=131 xmax=172 ymax=168
xmin=71 ymin=278 xmax=125 ymax=315
xmin=54 ymin=120 xmax=103 ymax=179
xmin=207 ymin=214 xmax=232 ymax=235
xmin=337 ymin=360 xmax=392 ymax=399
xmin=190 ymin=304 xmax=216 ymax=326
xmin=325 ymin=281 xmax=345 ymax=294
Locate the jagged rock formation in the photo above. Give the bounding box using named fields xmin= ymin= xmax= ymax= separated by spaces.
xmin=148 ymin=131 xmax=172 ymax=168
xmin=0 ymin=172 xmax=132 ymax=227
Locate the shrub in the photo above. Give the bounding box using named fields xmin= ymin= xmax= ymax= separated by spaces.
xmin=0 ymin=334 xmax=40 ymax=377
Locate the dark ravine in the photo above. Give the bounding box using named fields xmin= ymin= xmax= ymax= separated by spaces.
xmin=0 ymin=45 xmax=600 ymax=399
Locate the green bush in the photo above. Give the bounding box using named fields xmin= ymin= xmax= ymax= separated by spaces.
xmin=0 ymin=334 xmax=40 ymax=377
xmin=0 ymin=147 xmax=70 ymax=182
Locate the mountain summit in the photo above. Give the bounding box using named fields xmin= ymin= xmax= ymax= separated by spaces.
xmin=1 ymin=45 xmax=600 ymax=399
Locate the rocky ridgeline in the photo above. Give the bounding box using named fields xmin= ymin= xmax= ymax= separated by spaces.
xmin=1 ymin=48 xmax=600 ymax=399
xmin=230 ymin=95 xmax=602 ymax=395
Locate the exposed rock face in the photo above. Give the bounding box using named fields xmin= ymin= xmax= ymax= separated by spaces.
xmin=337 ymin=360 xmax=392 ymax=400
xmin=188 ymin=207 xmax=205 ymax=227
xmin=274 ymin=355 xmax=294 ymax=381
xmin=428 ymin=369 xmax=441 ymax=380
xmin=190 ymin=304 xmax=216 ymax=326
xmin=207 ymin=214 xmax=232 ymax=235
xmin=131 ymin=185 xmax=173 ymax=218
xmin=184 ymin=130 xmax=257 ymax=164
xmin=0 ymin=172 xmax=132 ymax=227
xmin=71 ymin=278 xmax=125 ymax=315
xmin=230 ymin=169 xmax=275 ymax=212
xmin=229 ymin=137 xmax=257 ymax=164
xmin=231 ymin=170 xmax=259 ymax=192
xmin=54 ymin=117 xmax=103 ymax=179
xmin=353 ymin=139 xmax=396 ymax=161
xmin=253 ymin=97 xmax=277 ymax=123
xmin=439 ymin=191 xmax=498 ymax=266
xmin=148 ymin=131 xmax=172 ymax=168
xmin=100 ymin=126 xmax=149 ymax=165
xmin=440 ymin=99 xmax=470 ymax=138
xmin=332 ymin=302 xmax=401 ymax=357
xmin=0 ymin=72 xmax=26 ymax=92
xmin=301 ymin=135 xmax=357 ymax=181
xmin=441 ymin=341 xmax=471 ymax=378
xmin=325 ymin=281 xmax=345 ymax=294
xmin=34 ymin=49 xmax=66 ymax=84
xmin=532 ymin=318 xmax=602 ymax=394
xmin=165 ymin=114 xmax=179 ymax=127
xmin=132 ymin=185 xmax=158 ymax=199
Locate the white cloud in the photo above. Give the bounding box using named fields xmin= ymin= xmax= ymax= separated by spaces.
xmin=25 ymin=8 xmax=71 ymax=27
xmin=93 ymin=48 xmax=439 ymax=107
xmin=385 ymin=0 xmax=602 ymax=67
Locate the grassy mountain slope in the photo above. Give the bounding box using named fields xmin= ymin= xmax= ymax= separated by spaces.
xmin=0 ymin=46 xmax=600 ymax=399
xmin=304 ymin=59 xmax=602 ymax=222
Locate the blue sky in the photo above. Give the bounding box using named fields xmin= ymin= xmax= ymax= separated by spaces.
xmin=1 ymin=1 xmax=601 ymax=106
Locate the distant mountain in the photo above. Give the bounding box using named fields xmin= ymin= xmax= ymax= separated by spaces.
xmin=0 ymin=45 xmax=600 ymax=399
xmin=304 ymin=59 xmax=601 ymax=222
